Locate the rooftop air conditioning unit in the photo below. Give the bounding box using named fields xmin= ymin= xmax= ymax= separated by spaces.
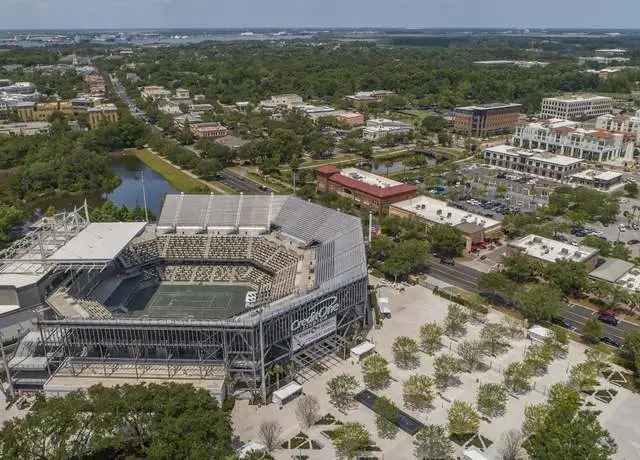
xmin=436 ymin=209 xmax=442 ymax=215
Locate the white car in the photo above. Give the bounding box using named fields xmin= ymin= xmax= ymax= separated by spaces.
xmin=619 ymin=224 xmax=627 ymax=232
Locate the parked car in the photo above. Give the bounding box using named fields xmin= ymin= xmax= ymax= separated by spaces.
xmin=597 ymin=312 xmax=619 ymax=326
xmin=627 ymin=239 xmax=640 ymax=245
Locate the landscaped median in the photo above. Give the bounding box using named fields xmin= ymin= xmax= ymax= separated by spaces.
xmin=126 ymin=148 xmax=229 ymax=194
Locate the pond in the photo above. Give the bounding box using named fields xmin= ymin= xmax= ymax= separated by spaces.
xmin=105 ymin=155 xmax=177 ymax=216
xmin=30 ymin=154 xmax=177 ymax=218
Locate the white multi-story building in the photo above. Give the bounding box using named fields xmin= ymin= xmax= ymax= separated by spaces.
xmin=258 ymin=94 xmax=304 ymax=111
xmin=513 ymin=118 xmax=635 ymax=162
xmin=540 ymin=95 xmax=613 ymax=120
xmin=596 ymin=111 xmax=640 ymax=141
xmin=362 ymin=118 xmax=413 ymax=141
xmin=140 ymin=85 xmax=171 ymax=100
xmin=483 ymin=145 xmax=584 ymax=181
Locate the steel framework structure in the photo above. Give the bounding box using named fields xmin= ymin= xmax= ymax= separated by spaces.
xmin=37 ymin=276 xmax=367 ymax=399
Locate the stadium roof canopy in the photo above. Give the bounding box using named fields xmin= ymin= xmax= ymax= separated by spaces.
xmin=47 ymin=222 xmax=147 ymax=263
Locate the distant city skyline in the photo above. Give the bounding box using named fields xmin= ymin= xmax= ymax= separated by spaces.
xmin=1 ymin=0 xmax=640 ymax=30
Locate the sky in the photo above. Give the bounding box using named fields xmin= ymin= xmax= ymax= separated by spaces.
xmin=1 ymin=0 xmax=640 ymax=30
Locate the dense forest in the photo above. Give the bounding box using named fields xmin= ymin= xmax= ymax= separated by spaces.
xmin=103 ymin=41 xmax=640 ymax=112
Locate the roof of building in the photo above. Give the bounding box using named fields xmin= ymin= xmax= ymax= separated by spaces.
xmin=543 ymin=94 xmax=612 ymax=102
xmin=322 ymin=167 xmax=417 ymax=199
xmin=484 ymin=145 xmax=584 ymax=167
xmin=391 ymin=195 xmax=501 ymax=230
xmin=48 ymin=222 xmax=147 ymax=262
xmin=455 ymin=103 xmax=523 ymax=111
xmin=570 ymin=169 xmax=623 ymax=182
xmin=509 ymin=234 xmax=599 ymax=264
xmin=589 ymin=257 xmax=635 ymax=283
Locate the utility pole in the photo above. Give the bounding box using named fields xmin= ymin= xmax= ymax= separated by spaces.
xmin=141 ymin=171 xmax=149 ymax=222
xmin=368 ymin=211 xmax=373 ymax=244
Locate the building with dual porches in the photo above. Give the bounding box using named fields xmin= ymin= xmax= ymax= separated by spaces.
xmin=512 ymin=118 xmax=635 ymax=162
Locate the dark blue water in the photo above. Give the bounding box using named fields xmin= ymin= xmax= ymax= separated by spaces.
xmin=105 ymin=155 xmax=177 ymax=216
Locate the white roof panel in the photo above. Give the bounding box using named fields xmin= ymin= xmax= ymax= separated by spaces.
xmin=48 ymin=222 xmax=146 ymax=262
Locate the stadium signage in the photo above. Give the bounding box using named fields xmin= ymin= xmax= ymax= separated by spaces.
xmin=290 ymin=296 xmax=339 ymax=332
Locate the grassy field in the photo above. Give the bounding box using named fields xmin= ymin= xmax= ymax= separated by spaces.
xmin=126 ymin=148 xmax=210 ymax=193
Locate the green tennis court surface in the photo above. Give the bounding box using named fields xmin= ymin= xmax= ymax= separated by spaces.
xmin=133 ymin=283 xmax=252 ymax=320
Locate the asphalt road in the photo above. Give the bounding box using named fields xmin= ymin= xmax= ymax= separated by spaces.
xmin=425 ymin=259 xmax=638 ymax=343
xmin=218 ymin=170 xmax=269 ymax=195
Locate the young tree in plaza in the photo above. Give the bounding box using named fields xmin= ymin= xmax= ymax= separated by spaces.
xmin=568 ymin=362 xmax=599 ymax=392
xmin=361 ymin=355 xmax=391 ymax=389
xmin=480 ymin=322 xmax=509 ymax=355
xmin=403 ymin=374 xmax=435 ymax=411
xmin=447 ymin=400 xmax=480 ymax=437
xmin=444 ymin=303 xmax=469 ymax=338
xmin=295 ymin=395 xmax=320 ymax=429
xmin=419 ymin=322 xmax=444 ymax=355
xmin=457 ymin=340 xmax=485 ymax=372
xmin=259 ymin=421 xmax=283 ymax=452
xmin=326 ymin=374 xmax=359 ymax=410
xmin=413 ymin=425 xmax=454 ymax=460
xmin=373 ymin=396 xmax=400 ymax=440
xmin=477 ymin=383 xmax=508 ymax=418
xmin=331 ymin=422 xmax=372 ymax=460
xmin=434 ymin=354 xmax=463 ymax=391
xmin=392 ymin=336 xmax=420 ymax=369
xmin=503 ymin=361 xmax=532 ymax=394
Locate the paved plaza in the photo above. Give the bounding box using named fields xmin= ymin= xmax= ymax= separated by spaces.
xmin=232 ymin=282 xmax=640 ymax=459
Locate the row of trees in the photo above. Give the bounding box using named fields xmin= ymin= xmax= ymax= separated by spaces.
xmin=0 ymin=383 xmax=234 ymax=459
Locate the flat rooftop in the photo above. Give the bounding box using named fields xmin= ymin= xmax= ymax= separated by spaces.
xmin=485 ymin=145 xmax=584 ymax=167
xmin=590 ymin=257 xmax=635 ymax=283
xmin=48 ymin=222 xmax=147 ymax=263
xmin=391 ymin=196 xmax=501 ymax=230
xmin=570 ymin=169 xmax=623 ymax=182
xmin=543 ymin=94 xmax=611 ymax=102
xmin=509 ymin=234 xmax=599 ymax=264
xmin=339 ymin=168 xmax=403 ymax=188
xmin=456 ymin=102 xmax=522 ymax=111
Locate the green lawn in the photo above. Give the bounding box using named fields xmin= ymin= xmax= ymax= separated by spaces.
xmin=126 ymin=148 xmax=209 ymax=193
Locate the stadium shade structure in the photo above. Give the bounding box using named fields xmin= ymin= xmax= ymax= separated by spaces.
xmin=7 ymin=194 xmax=369 ymax=400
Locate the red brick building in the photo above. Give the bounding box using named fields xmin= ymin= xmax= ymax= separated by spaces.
xmin=336 ymin=111 xmax=365 ymax=127
xmin=190 ymin=122 xmax=229 ymax=139
xmin=315 ymin=165 xmax=417 ymax=214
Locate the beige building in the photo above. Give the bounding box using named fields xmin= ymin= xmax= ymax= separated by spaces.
xmin=540 ymin=94 xmax=613 ymax=120
xmin=389 ymin=195 xmax=502 ymax=253
xmin=87 ymin=104 xmax=119 ymax=129
xmin=15 ymin=101 xmax=74 ymax=122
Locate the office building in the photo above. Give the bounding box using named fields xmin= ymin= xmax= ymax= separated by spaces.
xmin=508 ymin=234 xmax=599 ymax=268
xmin=362 ymin=118 xmax=413 ymax=141
xmin=540 ymin=95 xmax=613 ymax=120
xmin=315 ymin=165 xmax=416 ymax=213
xmin=453 ymin=103 xmax=523 ymax=137
xmin=513 ymin=118 xmax=635 ymax=162
xmin=389 ymin=195 xmax=502 ymax=253
xmin=87 ymin=104 xmax=119 ymax=129
xmin=483 ymin=145 xmax=583 ymax=181
xmin=258 ymin=94 xmax=303 ymax=111
xmin=14 ymin=101 xmax=74 ymax=122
